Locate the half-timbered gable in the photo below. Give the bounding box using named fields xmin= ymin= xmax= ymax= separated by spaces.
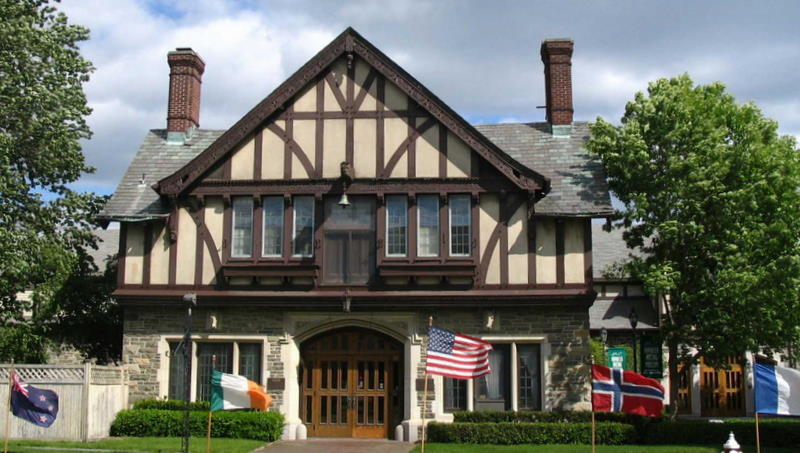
xmin=100 ymin=29 xmax=612 ymax=441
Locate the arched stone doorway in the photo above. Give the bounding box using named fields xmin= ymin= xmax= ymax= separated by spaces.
xmin=299 ymin=327 xmax=404 ymax=438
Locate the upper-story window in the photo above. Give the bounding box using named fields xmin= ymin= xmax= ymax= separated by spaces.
xmin=417 ymin=194 xmax=440 ymax=257
xmin=293 ymin=196 xmax=315 ymax=257
xmin=386 ymin=195 xmax=407 ymax=257
xmin=262 ymin=196 xmax=283 ymax=257
xmin=449 ymin=194 xmax=471 ymax=256
xmin=232 ymin=197 xmax=253 ymax=258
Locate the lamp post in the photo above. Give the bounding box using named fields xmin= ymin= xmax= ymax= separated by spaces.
xmin=600 ymin=328 xmax=608 ymax=365
xmin=629 ymin=307 xmax=639 ymax=372
xmin=181 ymin=293 xmax=197 ymax=453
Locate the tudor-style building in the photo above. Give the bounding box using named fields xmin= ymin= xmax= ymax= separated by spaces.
xmin=99 ymin=28 xmax=612 ymax=441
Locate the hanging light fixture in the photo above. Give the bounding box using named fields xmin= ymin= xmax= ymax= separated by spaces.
xmin=338 ymin=192 xmax=350 ymax=208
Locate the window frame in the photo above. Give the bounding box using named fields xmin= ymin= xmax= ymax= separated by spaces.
xmin=261 ymin=196 xmax=284 ymax=258
xmin=231 ymin=196 xmax=254 ymax=258
xmin=417 ymin=194 xmax=440 ymax=258
xmin=385 ymin=195 xmax=408 ymax=258
xmin=448 ymin=194 xmax=471 ymax=257
xmin=292 ymin=195 xmax=315 ymax=258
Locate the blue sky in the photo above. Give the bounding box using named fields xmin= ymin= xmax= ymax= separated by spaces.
xmin=59 ymin=0 xmax=800 ymax=197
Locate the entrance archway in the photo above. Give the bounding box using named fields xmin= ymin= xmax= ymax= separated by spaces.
xmin=299 ymin=327 xmax=403 ymax=438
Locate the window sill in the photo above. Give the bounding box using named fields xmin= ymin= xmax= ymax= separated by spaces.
xmin=378 ymin=261 xmax=476 ymax=277
xmin=221 ymin=262 xmax=318 ymax=278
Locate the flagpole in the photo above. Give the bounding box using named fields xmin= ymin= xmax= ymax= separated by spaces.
xmin=206 ymin=355 xmax=216 ymax=453
xmin=4 ymin=360 xmax=15 ymax=453
xmin=590 ymin=355 xmax=595 ymax=453
xmin=755 ymin=412 xmax=761 ymax=453
xmin=421 ymin=316 xmax=433 ymax=453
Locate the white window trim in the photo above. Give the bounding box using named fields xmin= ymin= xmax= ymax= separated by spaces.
xmin=231 ymin=196 xmax=254 ymax=258
xmin=262 ymin=196 xmax=284 ymax=257
xmin=385 ymin=195 xmax=408 ymax=257
xmin=448 ymin=194 xmax=471 ymax=257
xmin=160 ymin=335 xmax=268 ymax=402
xmin=292 ymin=196 xmax=314 ymax=258
xmin=417 ymin=194 xmax=440 ymax=257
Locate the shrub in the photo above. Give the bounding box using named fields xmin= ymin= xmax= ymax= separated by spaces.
xmin=427 ymin=422 xmax=636 ymax=445
xmin=110 ymin=409 xmax=284 ymax=441
xmin=132 ymin=399 xmax=210 ymax=412
xmin=644 ymin=418 xmax=800 ymax=448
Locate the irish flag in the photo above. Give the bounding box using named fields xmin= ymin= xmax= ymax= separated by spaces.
xmin=210 ymin=370 xmax=271 ymax=411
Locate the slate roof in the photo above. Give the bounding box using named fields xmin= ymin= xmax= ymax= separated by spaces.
xmin=101 ymin=123 xmax=612 ymax=221
xmin=591 ymin=223 xmax=648 ymax=280
xmin=589 ymin=298 xmax=659 ymax=330
xmin=99 ymin=129 xmax=224 ymax=220
xmin=475 ymin=122 xmax=612 ymax=216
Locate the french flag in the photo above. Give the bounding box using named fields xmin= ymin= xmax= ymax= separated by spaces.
xmin=755 ymin=362 xmax=800 ymax=416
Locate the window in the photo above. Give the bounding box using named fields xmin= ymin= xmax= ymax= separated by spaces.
xmin=232 ymin=197 xmax=253 ymax=257
xmin=386 ymin=195 xmax=407 ymax=257
xmin=262 ymin=196 xmax=283 ymax=257
xmin=449 ymin=195 xmax=471 ymax=256
xmin=238 ymin=343 xmax=263 ymax=384
xmin=517 ymin=344 xmax=541 ymax=410
xmin=168 ymin=341 xmax=188 ymax=400
xmin=475 ymin=344 xmax=510 ymax=410
xmin=168 ymin=341 xmax=263 ymax=402
xmin=196 ymin=343 xmax=233 ymax=402
xmin=417 ymin=195 xmax=440 ymax=257
xmin=323 ymin=196 xmax=376 ymax=284
xmin=444 ymin=377 xmax=467 ymax=412
xmin=293 ymin=196 xmax=314 ymax=257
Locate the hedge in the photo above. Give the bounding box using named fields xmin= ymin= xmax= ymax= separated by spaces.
xmin=427 ymin=422 xmax=636 ymax=445
xmin=452 ymin=410 xmax=658 ymax=426
xmin=110 ymin=409 xmax=284 ymax=441
xmin=644 ymin=418 xmax=800 ymax=448
xmin=132 ymin=399 xmax=210 ymax=412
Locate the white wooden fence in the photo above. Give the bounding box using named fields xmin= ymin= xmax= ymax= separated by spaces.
xmin=0 ymin=364 xmax=128 ymax=441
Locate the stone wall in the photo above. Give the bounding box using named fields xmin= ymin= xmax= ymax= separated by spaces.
xmin=122 ymin=306 xmax=286 ymax=409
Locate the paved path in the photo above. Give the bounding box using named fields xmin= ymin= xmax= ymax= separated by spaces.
xmin=254 ymin=438 xmax=414 ymax=453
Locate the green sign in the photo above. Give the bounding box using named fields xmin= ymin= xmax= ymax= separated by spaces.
xmin=607 ymin=348 xmax=628 ymax=370
xmin=640 ymin=335 xmax=663 ymax=379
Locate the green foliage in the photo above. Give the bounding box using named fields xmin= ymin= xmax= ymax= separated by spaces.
xmin=0 ymin=0 xmax=107 ymax=362
xmin=110 ymin=409 xmax=284 ymax=441
xmin=587 ymin=74 xmax=800 ymax=368
xmin=0 ymin=324 xmax=50 ymax=363
xmin=590 ymin=339 xmax=634 ymax=371
xmin=427 ymin=422 xmax=636 ymax=445
xmin=132 ymin=399 xmax=211 ymax=412
xmin=644 ymin=418 xmax=800 ymax=448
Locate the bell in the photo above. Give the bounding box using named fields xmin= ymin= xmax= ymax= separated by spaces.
xmin=338 ymin=192 xmax=350 ymax=208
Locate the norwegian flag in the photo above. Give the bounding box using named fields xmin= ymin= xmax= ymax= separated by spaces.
xmin=592 ymin=364 xmax=664 ymax=417
xmin=426 ymin=326 xmax=493 ymax=380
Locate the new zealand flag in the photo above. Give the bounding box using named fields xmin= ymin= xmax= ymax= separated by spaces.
xmin=11 ymin=372 xmax=59 ymax=427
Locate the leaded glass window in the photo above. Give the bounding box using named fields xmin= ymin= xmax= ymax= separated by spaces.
xmin=238 ymin=343 xmax=262 ymax=384
xmin=518 ymin=344 xmax=541 ymax=410
xmin=293 ymin=196 xmax=314 ymax=257
xmin=386 ymin=195 xmax=407 ymax=257
xmin=262 ymin=196 xmax=283 ymax=257
xmin=232 ymin=197 xmax=253 ymax=257
xmin=417 ymin=195 xmax=439 ymax=257
xmin=196 ymin=343 xmax=233 ymax=402
xmin=449 ymin=194 xmax=471 ymax=256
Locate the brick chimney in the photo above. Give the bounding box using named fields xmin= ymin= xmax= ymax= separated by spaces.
xmin=167 ymin=47 xmax=205 ymax=142
xmin=540 ymin=39 xmax=573 ymax=135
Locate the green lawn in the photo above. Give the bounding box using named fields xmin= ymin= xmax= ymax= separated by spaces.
xmin=410 ymin=444 xmax=796 ymax=453
xmin=5 ymin=437 xmax=265 ymax=453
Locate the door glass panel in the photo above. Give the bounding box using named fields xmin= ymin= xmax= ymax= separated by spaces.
xmin=368 ymin=396 xmax=375 ymax=424
xmin=358 ymin=397 xmax=365 ymax=424
xmin=341 ymin=361 xmax=348 ymax=389
xmin=305 ymin=395 xmax=312 ymax=423
xmin=321 ymin=361 xmax=328 ymax=389
xmin=378 ymin=362 xmax=385 ymax=389
xmin=331 ymin=361 xmax=338 ymax=389
xmin=378 ymin=396 xmax=385 ymax=424
xmin=331 ymin=396 xmax=338 ymax=424
xmin=358 ymin=361 xmax=365 ymax=389
xmin=368 ymin=361 xmax=375 ymax=389
xmin=340 ymin=396 xmax=348 ymax=424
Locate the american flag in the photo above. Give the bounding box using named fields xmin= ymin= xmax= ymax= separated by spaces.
xmin=426 ymin=326 xmax=493 ymax=379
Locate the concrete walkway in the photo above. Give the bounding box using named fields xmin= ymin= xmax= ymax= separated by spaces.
xmin=254 ymin=438 xmax=414 ymax=453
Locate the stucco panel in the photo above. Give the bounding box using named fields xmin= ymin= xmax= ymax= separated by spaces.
xmin=292 ymin=120 xmax=315 ymax=179
xmin=149 ymin=223 xmax=169 ymax=285
xmin=446 ymin=132 xmax=471 ymax=178
xmin=322 ymin=119 xmax=346 ymax=178
xmin=124 ymin=223 xmax=144 ymax=285
xmin=354 ymin=119 xmax=377 ymax=178
xmin=261 ymin=126 xmax=284 ymax=180
xmin=175 ymin=207 xmax=196 ymax=285
xmin=384 ymin=80 xmax=406 ymax=111
xmin=203 ymin=197 xmax=224 ymax=285
xmin=564 ymin=219 xmax=585 ymax=284
xmin=536 ymin=218 xmax=557 ymax=284
xmin=230 ymin=138 xmax=255 ymax=180
xmin=508 ymin=202 xmax=528 ymax=284
xmin=385 ymin=117 xmax=408 ymax=178
xmin=354 ymin=59 xmax=377 ymax=112
xmin=415 ymin=117 xmax=439 ymax=177
xmin=293 ymin=83 xmax=316 ymax=112
xmin=480 ymin=194 xmax=501 ymax=285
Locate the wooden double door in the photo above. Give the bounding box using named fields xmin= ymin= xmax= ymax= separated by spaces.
xmin=301 ymin=328 xmax=402 ymax=438
xmin=677 ymin=356 xmax=745 ymax=416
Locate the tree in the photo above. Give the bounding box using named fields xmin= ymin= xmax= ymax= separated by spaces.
xmin=587 ymin=74 xmax=800 ymax=415
xmin=0 ymin=0 xmax=106 ymax=361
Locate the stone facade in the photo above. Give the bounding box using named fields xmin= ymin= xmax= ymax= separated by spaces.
xmin=122 ymin=302 xmax=591 ymax=438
